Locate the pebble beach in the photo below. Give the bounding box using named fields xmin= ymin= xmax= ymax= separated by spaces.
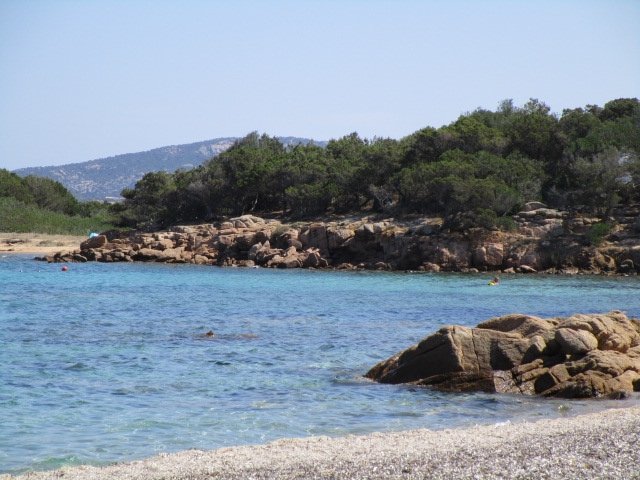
xmin=5 ymin=405 xmax=639 ymax=480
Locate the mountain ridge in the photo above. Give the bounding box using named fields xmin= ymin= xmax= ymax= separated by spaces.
xmin=13 ymin=136 xmax=324 ymax=201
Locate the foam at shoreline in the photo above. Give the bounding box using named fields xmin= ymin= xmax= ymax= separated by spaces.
xmin=6 ymin=406 xmax=640 ymax=480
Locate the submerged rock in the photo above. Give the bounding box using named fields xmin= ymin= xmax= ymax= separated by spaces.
xmin=365 ymin=311 xmax=640 ymax=399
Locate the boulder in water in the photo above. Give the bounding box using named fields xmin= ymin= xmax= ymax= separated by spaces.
xmin=365 ymin=311 xmax=640 ymax=399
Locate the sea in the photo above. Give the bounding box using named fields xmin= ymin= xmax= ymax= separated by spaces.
xmin=1 ymin=254 xmax=639 ymax=475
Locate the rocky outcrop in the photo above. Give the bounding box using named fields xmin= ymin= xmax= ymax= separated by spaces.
xmin=53 ymin=215 xmax=332 ymax=269
xmin=40 ymin=203 xmax=640 ymax=274
xmin=365 ymin=311 xmax=640 ymax=399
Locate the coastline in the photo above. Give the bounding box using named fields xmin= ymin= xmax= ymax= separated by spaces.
xmin=66 ymin=210 xmax=640 ymax=275
xmin=6 ymin=405 xmax=640 ymax=480
xmin=0 ymin=233 xmax=83 ymax=256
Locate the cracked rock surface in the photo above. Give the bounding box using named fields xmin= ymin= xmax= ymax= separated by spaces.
xmin=366 ymin=311 xmax=640 ymax=398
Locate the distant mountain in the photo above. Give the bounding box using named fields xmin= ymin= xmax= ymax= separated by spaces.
xmin=13 ymin=136 xmax=324 ymax=201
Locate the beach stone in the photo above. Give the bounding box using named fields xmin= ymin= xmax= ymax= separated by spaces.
xmin=366 ymin=311 xmax=640 ymax=398
xmin=252 ymin=229 xmax=271 ymax=245
xmin=234 ymin=233 xmax=256 ymax=250
xmin=81 ymin=234 xmax=107 ymax=250
xmin=281 ymin=257 xmax=302 ymax=268
xmin=248 ymin=242 xmax=263 ymax=261
xmin=303 ymin=251 xmax=322 ymax=268
xmin=193 ymin=254 xmax=210 ymax=265
xmin=133 ymin=248 xmax=169 ymax=261
xmin=555 ymin=328 xmax=598 ymax=355
xmin=72 ymin=253 xmax=88 ymax=262
xmin=420 ymin=262 xmax=441 ymax=272
xmin=366 ymin=325 xmax=530 ymax=387
xmin=151 ymin=238 xmax=175 ymax=250
xmin=518 ymin=265 xmax=537 ymax=273
xmin=619 ymin=258 xmax=635 ymax=273
xmin=522 ymin=201 xmax=547 ymax=212
xmin=476 ymin=313 xmax=555 ymax=338
xmin=327 ymin=227 xmax=355 ymax=250
xmin=300 ymin=224 xmax=329 ymax=254
xmin=473 ymin=243 xmax=504 ymax=267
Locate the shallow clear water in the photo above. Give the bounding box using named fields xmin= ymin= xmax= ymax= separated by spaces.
xmin=1 ymin=254 xmax=639 ymax=474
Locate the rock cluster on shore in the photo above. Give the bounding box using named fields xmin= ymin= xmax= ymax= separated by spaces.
xmin=39 ymin=203 xmax=640 ymax=274
xmin=366 ymin=311 xmax=640 ymax=399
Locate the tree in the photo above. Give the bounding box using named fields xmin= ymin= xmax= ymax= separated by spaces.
xmin=215 ymin=133 xmax=286 ymax=214
xmin=401 ymin=127 xmax=443 ymax=167
xmin=441 ymin=115 xmax=507 ymax=154
xmin=325 ymin=133 xmax=368 ymax=211
xmin=278 ymin=144 xmax=332 ymax=214
xmin=566 ymin=148 xmax=637 ymax=216
xmin=116 ymin=171 xmax=177 ymax=228
xmin=559 ymin=107 xmax=602 ymax=154
xmin=598 ymin=98 xmax=640 ymax=122
xmin=23 ymin=175 xmax=79 ymax=215
xmin=285 ymin=182 xmax=336 ymax=217
xmin=0 ymin=169 xmax=34 ymax=204
xmin=505 ymin=98 xmax=564 ymax=162
xmin=103 ymin=98 xmax=639 ymax=227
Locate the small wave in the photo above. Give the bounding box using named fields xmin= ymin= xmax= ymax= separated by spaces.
xmin=331 ymin=374 xmax=371 ymax=387
xmin=27 ymin=454 xmax=86 ymax=473
xmin=195 ymin=332 xmax=259 ymax=341
xmin=111 ymin=385 xmax=161 ymax=396
xmin=64 ymin=362 xmax=90 ymax=371
xmin=209 ymin=360 xmax=232 ymax=366
xmin=390 ymin=410 xmax=423 ymax=418
xmin=493 ymin=420 xmax=511 ymax=426
xmin=250 ymin=400 xmax=282 ymax=410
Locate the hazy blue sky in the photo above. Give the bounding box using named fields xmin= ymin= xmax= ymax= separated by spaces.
xmin=1 ymin=0 xmax=639 ymax=170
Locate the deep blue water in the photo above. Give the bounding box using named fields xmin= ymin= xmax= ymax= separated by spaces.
xmin=1 ymin=254 xmax=639 ymax=474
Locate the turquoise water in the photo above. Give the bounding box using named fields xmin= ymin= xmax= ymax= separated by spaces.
xmin=1 ymin=254 xmax=639 ymax=474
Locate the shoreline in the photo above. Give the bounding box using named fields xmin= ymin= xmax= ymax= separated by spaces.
xmin=65 ymin=212 xmax=640 ymax=275
xmin=6 ymin=405 xmax=640 ymax=480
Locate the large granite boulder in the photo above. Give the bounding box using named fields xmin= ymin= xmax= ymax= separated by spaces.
xmin=80 ymin=234 xmax=107 ymax=250
xmin=366 ymin=311 xmax=640 ymax=399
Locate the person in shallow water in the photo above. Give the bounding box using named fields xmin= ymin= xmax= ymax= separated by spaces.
xmin=488 ymin=276 xmax=500 ymax=286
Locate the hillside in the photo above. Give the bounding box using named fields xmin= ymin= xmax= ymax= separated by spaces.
xmin=13 ymin=137 xmax=324 ymax=201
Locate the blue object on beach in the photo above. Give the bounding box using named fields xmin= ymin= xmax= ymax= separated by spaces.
xmin=88 ymin=232 xmax=99 ymax=238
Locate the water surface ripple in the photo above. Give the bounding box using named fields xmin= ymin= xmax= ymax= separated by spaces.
xmin=1 ymin=255 xmax=639 ymax=474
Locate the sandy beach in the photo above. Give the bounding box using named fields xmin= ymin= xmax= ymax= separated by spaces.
xmin=4 ymin=405 xmax=639 ymax=480
xmin=0 ymin=233 xmax=84 ymax=256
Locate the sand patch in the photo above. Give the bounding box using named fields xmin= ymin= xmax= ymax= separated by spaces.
xmin=0 ymin=233 xmax=84 ymax=255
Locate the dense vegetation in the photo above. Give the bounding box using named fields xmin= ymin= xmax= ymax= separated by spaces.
xmin=0 ymin=169 xmax=113 ymax=234
xmin=113 ymin=98 xmax=640 ymax=231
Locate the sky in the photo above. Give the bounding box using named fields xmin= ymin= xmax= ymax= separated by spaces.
xmin=1 ymin=0 xmax=639 ymax=170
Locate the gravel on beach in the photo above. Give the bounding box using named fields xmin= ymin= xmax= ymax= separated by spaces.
xmin=6 ymin=406 xmax=640 ymax=480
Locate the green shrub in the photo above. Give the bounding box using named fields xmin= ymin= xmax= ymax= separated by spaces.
xmin=0 ymin=197 xmax=114 ymax=235
xmin=587 ymin=222 xmax=613 ymax=245
xmin=496 ymin=216 xmax=517 ymax=231
xmin=472 ymin=208 xmax=498 ymax=229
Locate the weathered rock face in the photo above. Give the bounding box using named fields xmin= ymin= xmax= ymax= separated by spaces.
xmin=365 ymin=311 xmax=640 ymax=399
xmin=65 ymin=215 xmax=333 ymax=269
xmin=41 ymin=205 xmax=640 ymax=274
xmin=80 ymin=234 xmax=107 ymax=250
